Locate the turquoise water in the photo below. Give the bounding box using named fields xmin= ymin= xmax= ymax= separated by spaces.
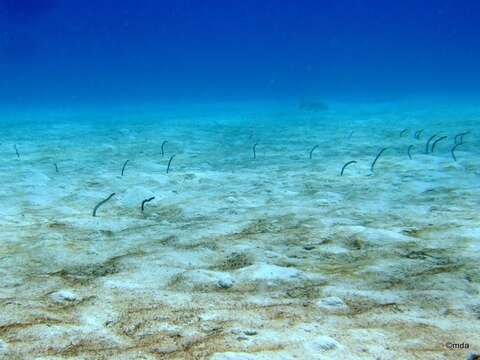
xmin=1 ymin=98 xmax=479 ymax=358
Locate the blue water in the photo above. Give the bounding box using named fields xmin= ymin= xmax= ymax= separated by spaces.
xmin=1 ymin=0 xmax=480 ymax=106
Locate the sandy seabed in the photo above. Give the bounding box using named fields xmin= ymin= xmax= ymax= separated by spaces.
xmin=0 ymin=99 xmax=479 ymax=359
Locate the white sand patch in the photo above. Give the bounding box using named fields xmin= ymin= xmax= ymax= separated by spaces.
xmin=1 ymin=100 xmax=479 ymax=358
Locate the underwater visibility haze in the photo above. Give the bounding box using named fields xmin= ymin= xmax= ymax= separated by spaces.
xmin=0 ymin=1 xmax=479 ymax=359
xmin=1 ymin=0 xmax=480 ymax=104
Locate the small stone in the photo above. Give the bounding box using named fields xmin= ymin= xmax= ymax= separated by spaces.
xmin=315 ymin=297 xmax=349 ymax=313
xmin=305 ymin=335 xmax=340 ymax=351
xmin=243 ymin=329 xmax=257 ymax=336
xmin=319 ymin=297 xmax=345 ymax=306
xmin=217 ymin=278 xmax=234 ymax=289
xmin=467 ymin=353 xmax=480 ymax=360
xmin=154 ymin=344 xmax=178 ymax=354
xmin=49 ymin=290 xmax=78 ymax=303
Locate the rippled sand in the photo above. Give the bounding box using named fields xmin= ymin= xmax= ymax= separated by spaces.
xmin=1 ymin=99 xmax=479 ymax=359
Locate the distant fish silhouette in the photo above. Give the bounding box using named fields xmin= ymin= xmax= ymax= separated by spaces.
xmin=299 ymin=99 xmax=328 ymax=112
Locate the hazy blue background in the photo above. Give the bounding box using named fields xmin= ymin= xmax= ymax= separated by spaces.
xmin=1 ymin=0 xmax=479 ymax=106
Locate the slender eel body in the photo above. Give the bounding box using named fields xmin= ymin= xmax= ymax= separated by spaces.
xmin=425 ymin=134 xmax=437 ymax=154
xmin=340 ymin=160 xmax=357 ymax=176
xmin=400 ymin=128 xmax=408 ymax=137
xmin=161 ymin=140 xmax=168 ymax=157
xmin=252 ymin=143 xmax=258 ymax=160
xmin=454 ymin=131 xmax=470 ymax=145
xmin=451 ymin=144 xmax=461 ymax=162
xmin=407 ymin=145 xmax=414 ymax=160
xmin=92 ymin=193 xmax=116 ymax=217
xmin=166 ymin=155 xmax=175 ymax=174
xmin=370 ymin=148 xmax=388 ymax=173
xmin=309 ymin=145 xmax=319 ymax=159
xmin=414 ymin=129 xmax=424 ymax=139
xmin=54 ymin=163 xmax=59 ymax=173
xmin=121 ymin=160 xmax=129 ymax=176
xmin=431 ymin=136 xmax=447 ymax=153
xmin=141 ymin=196 xmax=155 ymax=213
xmin=14 ymin=145 xmax=20 ymax=159
xmin=459 ymin=132 xmax=470 ymax=144
xmin=454 ymin=133 xmax=462 ymax=145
